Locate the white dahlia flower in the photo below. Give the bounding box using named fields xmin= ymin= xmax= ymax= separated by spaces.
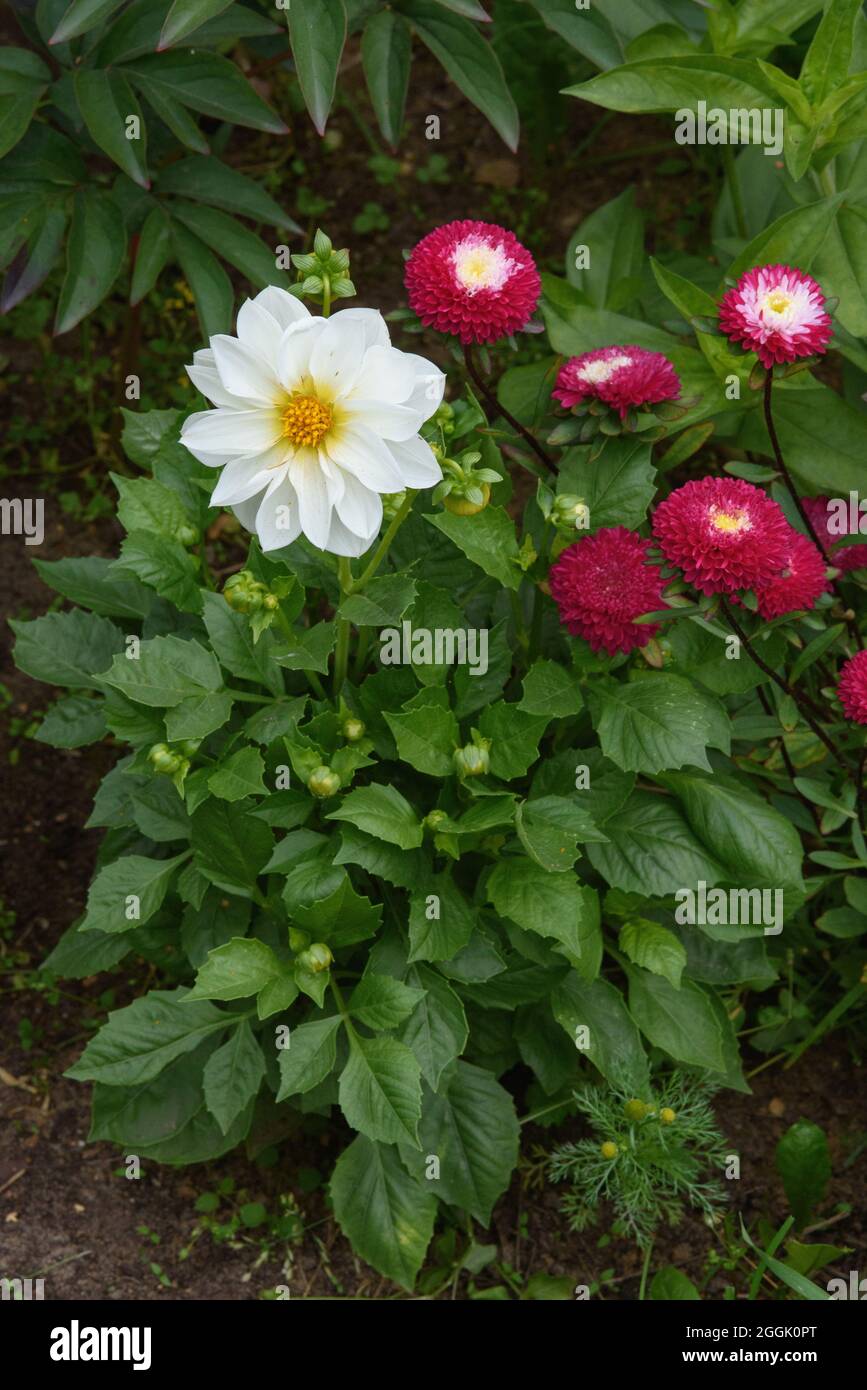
xmin=180 ymin=287 xmax=446 ymax=556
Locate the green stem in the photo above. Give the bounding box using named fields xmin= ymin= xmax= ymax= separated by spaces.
xmin=330 ymin=976 xmax=359 ymax=1041
xmin=818 ymin=163 xmax=836 ymax=198
xmin=321 ymin=274 xmax=331 ymax=319
xmin=723 ymin=145 xmax=747 ymax=240
xmin=346 ymin=490 xmax=417 ymax=594
xmin=638 ymin=1239 xmax=654 ymax=1302
xmin=224 ymin=687 xmax=274 ymax=704
xmin=333 ymin=555 xmax=353 ymax=697
xmin=463 ymin=344 xmax=555 ymax=477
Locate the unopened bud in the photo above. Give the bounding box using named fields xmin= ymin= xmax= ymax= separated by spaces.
xmin=342 ymin=717 xmax=366 ymax=743
xmin=454 ymin=740 xmax=490 ymax=779
xmin=600 ymin=1141 xmax=618 ymax=1160
xmin=624 ymin=1099 xmax=649 ymax=1123
xmin=660 ymin=1107 xmax=676 ymax=1125
xmin=307 ymin=765 xmax=341 ymax=799
xmin=297 ymin=942 xmax=333 ymax=973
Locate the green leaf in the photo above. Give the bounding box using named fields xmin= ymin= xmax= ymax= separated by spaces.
xmin=50 ymin=0 xmax=125 ymax=43
xmin=566 ymin=187 xmax=643 ymax=306
xmin=724 ymin=197 xmax=843 ymax=288
xmin=66 ymin=988 xmax=228 ymax=1086
xmin=273 ymin=619 xmax=336 ymax=675
xmin=43 ymin=919 xmax=136 ymax=980
xmin=54 ymin=189 xmax=126 ymax=334
xmin=32 ymin=556 xmax=151 ymax=621
xmin=124 ymin=51 xmax=287 ymax=134
xmin=114 ymin=530 xmax=202 ymax=613
xmin=338 ymin=1035 xmax=422 ymax=1147
xmin=276 ymin=1015 xmax=342 ymax=1100
xmin=406 ymin=1061 xmax=519 ymax=1224
xmin=191 ymin=798 xmax=274 ymax=897
xmin=102 ymin=634 xmax=221 ymax=707
xmin=361 ymin=9 xmax=411 ymax=145
xmin=519 ymin=660 xmax=583 ymax=718
xmin=650 ymin=1267 xmax=700 ymax=1300
xmin=587 ymin=674 xmax=730 ymax=775
xmin=587 ymin=791 xmax=723 ymax=898
xmin=552 ymin=972 xmax=649 ymax=1091
xmin=187 ymin=936 xmax=282 ymax=1001
xmin=739 ymin=381 xmax=867 ymax=494
xmin=287 ymin=0 xmax=347 ymax=135
xmin=331 ymin=1135 xmax=436 ymax=1291
xmin=800 ymin=0 xmax=862 ymax=108
xmin=478 ymin=702 xmax=548 ymax=779
xmin=775 ymin=1120 xmax=831 ymax=1228
xmin=171 ymin=200 xmax=289 ymax=291
xmin=36 ymin=694 xmax=107 ymax=749
xmin=89 ymin=1045 xmax=209 ymax=1147
xmin=349 ymin=975 xmax=426 ymax=1031
xmin=398 ymin=964 xmax=468 ymax=1090
xmin=515 ymin=796 xmax=607 ymax=873
xmin=425 ymin=506 xmax=521 ymax=589
xmin=208 ymin=747 xmax=267 ymax=802
xmin=164 ymin=689 xmax=233 ymax=741
xmin=326 ymin=784 xmax=423 ymax=849
xmin=566 ymin=54 xmax=782 ymax=120
xmin=154 ymin=155 xmax=298 ymax=229
xmin=80 ymin=852 xmax=188 ymax=934
xmin=292 ymin=874 xmax=382 ymax=949
xmin=159 ymin=0 xmax=234 ymax=50
xmin=399 ymin=0 xmax=519 ymax=150
xmin=560 ymin=438 xmax=657 ymax=532
xmin=384 ymin=701 xmax=459 ymax=777
xmin=0 ymin=91 xmax=42 ymax=160
xmin=201 ymin=590 xmax=283 ymax=697
xmin=12 ymin=609 xmax=125 ymax=691
xmin=74 ymin=70 xmax=148 ymax=188
xmin=203 ymin=1018 xmax=265 ymax=1134
xmin=524 ymin=0 xmax=622 ymax=69
xmin=620 ymin=920 xmax=686 ymax=989
xmin=338 ymin=574 xmax=417 ymax=626
xmin=408 ymin=872 xmax=476 ymax=962
xmin=114 ymin=472 xmax=192 ymax=540
xmin=170 ymin=220 xmax=233 ymax=338
xmin=129 ymin=779 xmax=190 ymax=842
xmin=627 ymin=971 xmax=726 ymax=1072
xmin=487 ymin=857 xmax=600 ymax=968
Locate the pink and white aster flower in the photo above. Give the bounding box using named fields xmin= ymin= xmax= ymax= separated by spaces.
xmin=181 ymin=287 xmax=445 ymax=556
xmin=552 ymin=346 xmax=681 ymax=419
xmin=718 ymin=264 xmax=833 ymax=368
xmin=405 ymin=220 xmax=541 ymax=344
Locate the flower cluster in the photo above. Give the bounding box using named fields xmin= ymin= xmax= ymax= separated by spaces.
xmin=718 ymin=264 xmax=833 ymax=368
xmin=553 ymin=346 xmax=681 ymax=419
xmin=549 ymin=527 xmax=667 ymax=655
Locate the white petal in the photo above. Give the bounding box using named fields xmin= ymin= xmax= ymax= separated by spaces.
xmin=348 ymin=345 xmax=418 ymax=404
xmin=289 ymin=448 xmax=333 ymax=550
xmin=387 ymin=435 xmax=443 ymax=489
xmin=253 ymin=285 xmax=311 ymax=332
xmin=181 ymin=407 xmax=282 ymax=456
xmin=317 ymin=451 xmax=346 ymax=507
xmin=233 ymin=494 xmax=264 ymax=532
xmin=334 ymin=306 xmax=390 ymax=350
xmin=255 ymin=474 xmax=303 ymax=552
xmin=402 ymin=353 xmax=446 ymax=420
xmin=209 ymin=446 xmax=288 ymax=506
xmin=236 ymin=298 xmax=287 ymax=363
xmin=325 ymin=424 xmax=405 ymax=492
xmin=309 ymin=315 xmax=367 ymax=400
xmin=186 ymin=350 xmax=259 ymax=409
xmin=325 ymin=508 xmax=379 ymax=558
xmin=334 ymin=469 xmax=383 ymax=539
xmin=277 ymin=319 xmax=324 ymax=392
xmin=342 ymin=397 xmax=425 ymax=442
xmin=211 ymin=335 xmax=280 ymax=404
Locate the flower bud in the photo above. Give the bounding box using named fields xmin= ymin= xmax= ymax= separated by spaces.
xmin=148 ymin=742 xmax=180 ymax=775
xmin=288 ymin=927 xmax=310 ymax=952
xmin=551 ymin=494 xmax=590 ymax=532
xmin=175 ymin=739 xmax=201 ymax=758
xmin=342 ymin=717 xmax=366 ymax=743
xmin=660 ymin=1107 xmax=676 ymax=1125
xmin=296 ymin=942 xmax=333 ymax=973
xmin=175 ymin=524 xmax=199 ymax=547
xmin=600 ymin=1141 xmax=618 ymax=1160
xmin=423 ymin=809 xmax=449 ymax=833
xmin=454 ymin=737 xmax=490 ymax=779
xmin=307 ymin=765 xmax=341 ymax=799
xmin=443 ymin=482 xmax=490 ymax=517
xmin=263 ymin=593 xmax=279 ymax=610
xmin=624 ymin=1099 xmax=649 ymax=1123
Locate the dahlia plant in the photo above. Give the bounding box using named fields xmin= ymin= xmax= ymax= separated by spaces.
xmin=14 ymin=212 xmax=867 ymax=1292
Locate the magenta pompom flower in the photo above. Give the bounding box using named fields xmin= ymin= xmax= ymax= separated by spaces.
xmin=718 ymin=264 xmax=832 ymax=368
xmin=837 ymin=545 xmax=867 ymax=573
xmin=653 ymin=477 xmax=791 ymax=596
xmin=552 ymin=346 xmax=681 ymax=419
xmin=549 ymin=526 xmax=667 ymax=655
xmin=753 ymin=533 xmax=829 ymax=619
xmin=404 ymin=220 xmax=541 ymax=345
xmin=838 ymin=650 xmax=867 ymax=725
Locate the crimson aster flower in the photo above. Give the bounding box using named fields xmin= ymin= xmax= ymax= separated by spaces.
xmin=652 ymin=476 xmax=791 ymax=596
xmin=404 ymin=220 xmax=540 ymax=345
xmin=549 ymin=526 xmax=667 ymax=655
xmin=837 ymin=545 xmax=867 ymax=573
xmin=718 ymin=264 xmax=832 ymax=368
xmin=753 ymin=533 xmax=829 ymax=619
xmin=838 ymin=649 xmax=867 ymax=724
xmin=552 ymin=346 xmax=681 ymax=419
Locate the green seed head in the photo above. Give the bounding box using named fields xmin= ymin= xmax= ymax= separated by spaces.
xmin=600 ymin=1141 xmax=618 ymax=1160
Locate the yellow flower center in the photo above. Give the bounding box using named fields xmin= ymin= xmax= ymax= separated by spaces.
xmin=766 ymin=290 xmax=792 ymax=314
xmin=282 ymin=394 xmax=333 ymax=448
xmin=710 ymin=507 xmax=749 ymax=534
